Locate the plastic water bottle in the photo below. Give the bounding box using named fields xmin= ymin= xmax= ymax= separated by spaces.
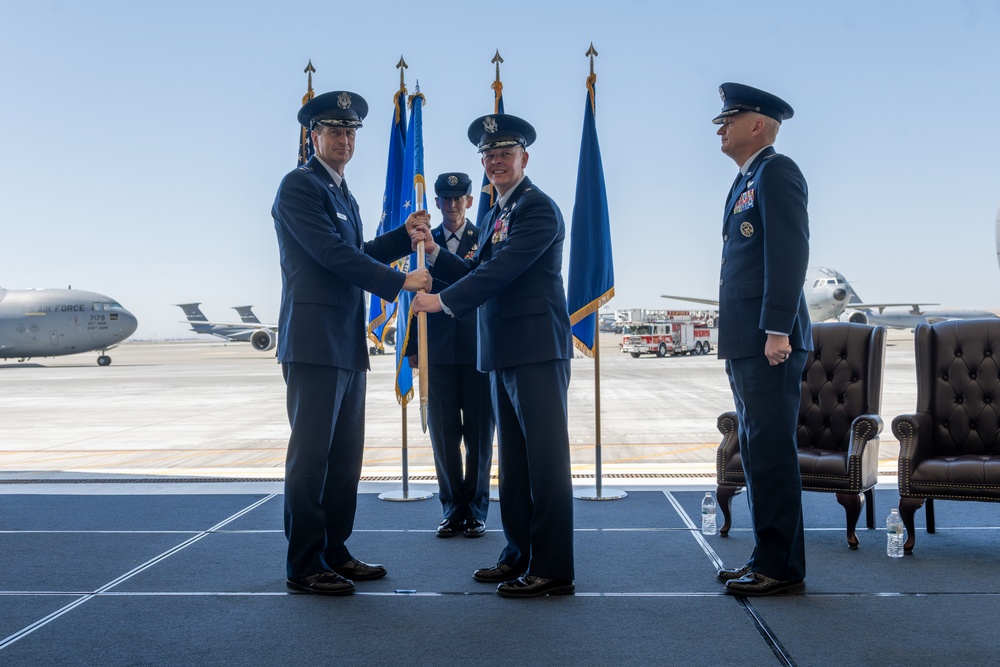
xmin=886 ymin=508 xmax=904 ymax=558
xmin=701 ymin=492 xmax=717 ymax=535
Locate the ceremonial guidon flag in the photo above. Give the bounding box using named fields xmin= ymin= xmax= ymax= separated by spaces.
xmin=474 ymin=80 xmax=504 ymax=227
xmin=567 ymin=77 xmax=615 ymax=356
xmin=394 ymin=89 xmax=427 ymax=406
xmin=367 ymin=85 xmax=409 ymax=352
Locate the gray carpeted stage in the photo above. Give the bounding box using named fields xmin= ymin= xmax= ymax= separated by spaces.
xmin=1 ymin=487 xmax=996 ymax=666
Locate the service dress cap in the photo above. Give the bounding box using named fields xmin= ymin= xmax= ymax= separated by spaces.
xmin=298 ymin=90 xmax=369 ymax=129
xmin=467 ymin=113 xmax=536 ymax=152
xmin=434 ymin=172 xmax=473 ymax=198
xmin=712 ymin=83 xmax=794 ymax=124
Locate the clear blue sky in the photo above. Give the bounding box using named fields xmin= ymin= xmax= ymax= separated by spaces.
xmin=2 ymin=0 xmax=998 ymax=339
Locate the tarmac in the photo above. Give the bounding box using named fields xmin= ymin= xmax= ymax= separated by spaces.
xmin=0 ymin=329 xmax=917 ymax=491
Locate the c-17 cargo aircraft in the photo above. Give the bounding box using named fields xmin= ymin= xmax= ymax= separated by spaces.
xmin=175 ymin=303 xmax=277 ymax=351
xmin=662 ymin=266 xmax=999 ymax=328
xmin=0 ymin=288 xmax=138 ymax=365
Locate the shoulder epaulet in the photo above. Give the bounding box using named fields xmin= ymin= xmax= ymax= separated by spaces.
xmin=297 ymin=165 xmax=313 ymax=172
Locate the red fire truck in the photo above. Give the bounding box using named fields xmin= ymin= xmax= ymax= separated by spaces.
xmin=620 ymin=312 xmax=717 ymax=358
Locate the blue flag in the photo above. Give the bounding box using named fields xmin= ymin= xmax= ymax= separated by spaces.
xmin=395 ymin=90 xmax=427 ymax=406
xmin=474 ymin=81 xmax=504 ymax=227
xmin=567 ymin=77 xmax=615 ymax=357
xmin=367 ymin=87 xmax=408 ymax=351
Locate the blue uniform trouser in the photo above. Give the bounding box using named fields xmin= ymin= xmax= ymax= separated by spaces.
xmin=493 ymin=359 xmax=574 ymax=581
xmin=428 ymin=362 xmax=495 ymax=521
xmin=726 ymin=351 xmax=807 ymax=582
xmin=281 ymin=362 xmax=365 ymax=580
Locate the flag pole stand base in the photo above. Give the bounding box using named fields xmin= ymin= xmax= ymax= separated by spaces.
xmin=378 ymin=488 xmax=434 ymax=502
xmin=574 ymin=486 xmax=627 ymax=501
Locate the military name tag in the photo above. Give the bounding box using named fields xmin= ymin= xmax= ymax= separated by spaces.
xmin=336 ymin=212 xmax=348 ymax=220
xmin=740 ymin=222 xmax=754 ymax=237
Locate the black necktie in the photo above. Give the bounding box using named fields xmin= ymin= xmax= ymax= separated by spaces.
xmin=448 ymin=233 xmax=459 ymax=243
xmin=340 ymin=178 xmax=351 ymax=202
xmin=728 ymin=172 xmax=743 ymax=201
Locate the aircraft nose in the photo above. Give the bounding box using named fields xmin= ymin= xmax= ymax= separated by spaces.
xmin=833 ymin=288 xmax=848 ymax=302
xmin=119 ymin=310 xmax=139 ymax=338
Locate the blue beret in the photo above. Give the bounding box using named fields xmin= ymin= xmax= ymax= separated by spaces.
xmin=467 ymin=113 xmax=536 ymax=152
xmin=712 ymin=83 xmax=793 ymax=124
xmin=298 ymin=90 xmax=368 ymax=129
xmin=434 ymin=172 xmax=472 ymax=197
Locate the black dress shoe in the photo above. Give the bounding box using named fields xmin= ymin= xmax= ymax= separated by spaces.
xmin=436 ymin=518 xmax=463 ymax=538
xmin=717 ymin=562 xmax=752 ymax=582
xmin=463 ymin=518 xmax=486 ymax=538
xmin=725 ymin=572 xmax=804 ymax=597
xmin=331 ymin=558 xmax=387 ymax=581
xmin=473 ymin=562 xmax=526 ymax=583
xmin=497 ymin=575 xmax=575 ymax=598
xmin=287 ymin=570 xmax=355 ymax=596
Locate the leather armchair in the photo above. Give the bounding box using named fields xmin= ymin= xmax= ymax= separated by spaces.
xmin=891 ymin=319 xmax=1000 ymax=553
xmin=716 ymin=322 xmax=887 ymax=548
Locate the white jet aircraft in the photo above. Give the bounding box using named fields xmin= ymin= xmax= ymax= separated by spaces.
xmin=663 ymin=266 xmax=998 ymax=328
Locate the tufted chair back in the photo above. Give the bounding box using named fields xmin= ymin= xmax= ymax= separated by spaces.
xmin=797 ymin=322 xmax=884 ymax=453
xmin=716 ymin=321 xmax=887 ymax=548
xmin=891 ymin=319 xmax=1000 ymax=553
xmin=915 ymin=319 xmax=1000 ymax=457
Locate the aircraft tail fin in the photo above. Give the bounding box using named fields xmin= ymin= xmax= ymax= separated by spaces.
xmin=232 ymin=306 xmax=261 ymax=324
xmin=175 ymin=303 xmax=208 ymax=322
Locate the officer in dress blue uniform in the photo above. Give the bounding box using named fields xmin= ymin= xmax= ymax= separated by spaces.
xmin=272 ymin=90 xmax=432 ymax=596
xmin=710 ymin=83 xmax=813 ymax=597
xmin=405 ymin=172 xmax=496 ymax=538
xmin=411 ymin=115 xmax=575 ymax=598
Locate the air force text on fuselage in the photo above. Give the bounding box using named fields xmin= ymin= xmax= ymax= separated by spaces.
xmin=0 ymin=288 xmax=138 ymax=365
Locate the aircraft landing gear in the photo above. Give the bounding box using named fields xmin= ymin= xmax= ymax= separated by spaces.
xmin=97 ymin=355 xmax=111 ymax=366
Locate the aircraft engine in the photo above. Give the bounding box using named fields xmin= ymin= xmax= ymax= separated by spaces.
xmin=250 ymin=329 xmax=276 ymax=352
xmin=848 ymin=311 xmax=869 ymax=325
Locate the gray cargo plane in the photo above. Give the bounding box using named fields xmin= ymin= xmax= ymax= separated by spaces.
xmin=175 ymin=303 xmax=277 ymax=351
xmin=0 ymin=288 xmax=138 ymax=365
xmin=663 ymin=266 xmax=998 ymax=328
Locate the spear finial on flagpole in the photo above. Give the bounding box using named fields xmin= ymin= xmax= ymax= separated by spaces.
xmin=491 ymin=50 xmax=504 ymax=110
xmin=586 ymin=43 xmax=598 ymax=111
xmin=492 ymin=49 xmax=504 ymax=82
xmin=302 ymin=58 xmax=316 ymax=104
xmin=396 ymin=56 xmax=408 ymax=88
